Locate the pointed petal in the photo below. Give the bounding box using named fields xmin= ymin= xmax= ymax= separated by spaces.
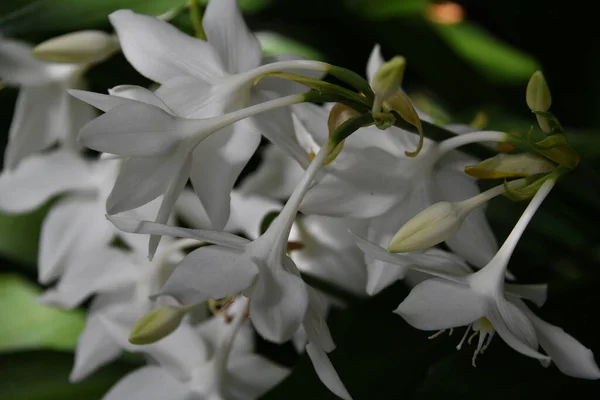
xmin=227 ymin=354 xmax=290 ymax=399
xmin=108 ymin=85 xmax=172 ymax=111
xmin=109 ymin=10 xmax=224 ymax=83
xmin=303 ymin=287 xmax=335 ymax=352
xmin=107 ymin=215 xmax=249 ymax=248
xmin=190 ymin=123 xmax=261 ymax=230
xmin=154 ymin=76 xmax=218 ymax=118
xmin=78 ymin=102 xmax=193 ymax=156
xmin=70 ymin=312 xmax=123 ymax=382
xmin=149 ymin=155 xmax=192 ymax=259
xmin=158 ymin=246 xmax=258 ymax=305
xmin=106 ymin=152 xmax=184 ymax=214
xmin=433 ymin=167 xmax=498 ymax=267
xmin=0 ymin=151 xmax=92 ymax=213
xmin=203 ymin=0 xmax=261 ymax=74
xmin=486 ymin=298 xmax=550 ymax=362
xmin=68 ymin=89 xmax=138 ymax=112
xmin=250 ymin=258 xmax=308 ymax=343
xmin=533 ymin=314 xmax=600 ymax=378
xmin=102 ymin=366 xmax=186 ymax=400
xmin=366 ymin=44 xmax=384 ymax=84
xmin=306 ymin=342 xmax=353 ymax=400
xmin=505 ymin=283 xmax=548 ymax=307
xmin=395 ymin=278 xmax=484 ymax=330
xmin=174 ymin=189 xmax=212 ymax=229
xmin=4 ymin=84 xmax=70 ymax=169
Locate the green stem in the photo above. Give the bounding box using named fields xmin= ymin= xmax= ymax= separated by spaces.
xmin=189 ymin=0 xmax=207 ymax=40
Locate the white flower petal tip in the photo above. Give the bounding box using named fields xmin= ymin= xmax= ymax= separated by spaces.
xmin=306 ymin=343 xmax=353 ymax=400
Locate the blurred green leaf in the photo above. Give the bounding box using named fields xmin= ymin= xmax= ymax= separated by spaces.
xmin=0 ymin=274 xmax=85 ymax=352
xmin=345 ymin=0 xmax=429 ymax=18
xmin=432 ymin=21 xmax=539 ymax=83
xmin=195 ymin=0 xmax=274 ymax=14
xmin=0 ymin=0 xmax=186 ymax=38
xmin=0 ymin=204 xmax=49 ymax=266
xmin=256 ymin=31 xmax=324 ymax=60
xmin=0 ymin=351 xmax=134 ymax=400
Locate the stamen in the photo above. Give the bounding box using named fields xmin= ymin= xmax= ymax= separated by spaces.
xmin=467 ymin=330 xmax=478 ymax=345
xmin=428 ymin=329 xmax=446 ymax=339
xmin=456 ymin=324 xmax=472 ymax=350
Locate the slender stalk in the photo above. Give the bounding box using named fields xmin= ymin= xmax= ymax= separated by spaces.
xmin=437 ymin=131 xmax=508 ymax=158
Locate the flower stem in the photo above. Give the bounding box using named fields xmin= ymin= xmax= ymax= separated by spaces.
xmin=436 ymin=131 xmax=508 ymax=158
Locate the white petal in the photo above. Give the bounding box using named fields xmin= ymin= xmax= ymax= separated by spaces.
xmin=102 ymin=366 xmax=187 ymax=400
xmin=68 ymin=89 xmax=139 ymax=112
xmin=433 ymin=167 xmax=498 ymax=267
xmin=106 ymin=152 xmax=184 ymax=214
xmin=107 ymin=215 xmax=249 ymax=248
xmin=38 ymin=197 xmax=98 ymax=284
xmin=227 ymin=354 xmax=290 ymax=399
xmin=505 ymin=283 xmax=548 ymax=307
xmin=250 ymin=258 xmax=308 ymax=343
xmin=4 ymin=84 xmax=70 ymax=169
xmin=203 ymin=0 xmax=261 ymax=74
xmin=108 ymin=85 xmax=172 ymax=112
xmin=366 ymin=44 xmax=384 ymax=84
xmin=149 ymin=155 xmax=192 ymax=259
xmin=306 ymin=342 xmax=353 ymax=400
xmin=303 ymin=287 xmax=335 ymax=352
xmin=485 ymin=297 xmax=550 ymax=362
xmin=109 ymin=10 xmax=224 ymax=83
xmin=78 ymin=102 xmax=192 ymax=156
xmin=190 ymin=122 xmax=261 ymax=230
xmin=395 ymin=278 xmax=484 ymax=330
xmin=0 ymin=150 xmax=93 ymax=213
xmin=249 ymin=91 xmax=307 ymax=163
xmin=239 ymin=144 xmax=305 ymax=199
xmin=154 ymin=76 xmax=219 ymax=118
xmin=174 ymin=189 xmax=212 ymax=229
xmin=229 ymin=191 xmax=282 ymax=240
xmin=158 ymin=246 xmax=258 ymax=305
xmin=70 ymin=311 xmax=123 ymax=382
xmin=0 ymin=38 xmax=53 ymax=85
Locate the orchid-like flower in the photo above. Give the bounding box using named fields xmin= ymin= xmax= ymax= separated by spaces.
xmin=0 ymin=36 xmax=96 ymax=169
xmin=108 ymin=144 xmax=353 ymax=399
xmin=102 ymin=1 xmax=335 ymax=232
xmin=99 ymin=297 xmax=289 ymax=400
xmin=354 ymin=180 xmax=600 ymax=378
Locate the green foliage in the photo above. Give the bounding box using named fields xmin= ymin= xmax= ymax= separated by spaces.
xmin=0 ymin=274 xmax=85 ymax=352
xmin=344 ymin=0 xmax=429 ymax=18
xmin=0 ymin=206 xmax=48 ymax=266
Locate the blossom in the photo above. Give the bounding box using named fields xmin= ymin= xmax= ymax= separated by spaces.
xmin=0 ymin=36 xmax=95 ymax=169
xmin=354 ymin=180 xmax=600 ymax=378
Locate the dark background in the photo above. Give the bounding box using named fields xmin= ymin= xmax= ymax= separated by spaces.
xmin=1 ymin=0 xmax=599 ymax=398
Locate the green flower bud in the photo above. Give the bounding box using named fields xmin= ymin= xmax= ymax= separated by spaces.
xmin=526 ymin=71 xmax=552 ymax=112
xmin=372 ymin=56 xmax=406 ymax=105
xmin=465 ymin=153 xmax=555 ymax=179
xmin=129 ymin=305 xmax=192 ymax=345
xmin=32 ymin=31 xmax=119 ymax=64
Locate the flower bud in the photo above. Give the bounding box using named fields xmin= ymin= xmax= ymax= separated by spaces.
xmin=464 ymin=153 xmax=555 ymax=179
xmin=371 ymin=56 xmax=406 ymax=104
xmin=526 ymin=71 xmax=551 ymax=112
xmin=32 ymin=30 xmax=119 ymax=64
xmin=325 ymin=103 xmax=360 ymax=164
xmin=388 ymin=201 xmax=469 ymax=253
xmin=129 ymin=305 xmax=190 ymax=345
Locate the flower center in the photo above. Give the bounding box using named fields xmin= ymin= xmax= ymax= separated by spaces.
xmin=456 ymin=318 xmax=496 ymax=367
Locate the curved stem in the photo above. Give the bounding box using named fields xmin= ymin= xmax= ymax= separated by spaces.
xmin=459 ymin=179 xmax=527 ymax=213
xmin=436 ymin=131 xmax=508 ymax=159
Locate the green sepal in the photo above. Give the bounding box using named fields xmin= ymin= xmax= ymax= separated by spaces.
xmin=532 ymin=110 xmax=564 ymax=134
xmin=531 ymin=133 xmax=580 ymax=169
xmin=503 ymin=174 xmax=550 ymax=202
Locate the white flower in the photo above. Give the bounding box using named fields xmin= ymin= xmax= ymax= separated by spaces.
xmin=354 ymin=180 xmax=600 ymax=378
xmin=103 ymin=2 xmax=328 ymax=231
xmin=0 ymin=36 xmax=95 ymax=169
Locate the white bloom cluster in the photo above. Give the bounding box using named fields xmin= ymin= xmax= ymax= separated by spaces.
xmin=0 ymin=0 xmax=598 ymax=398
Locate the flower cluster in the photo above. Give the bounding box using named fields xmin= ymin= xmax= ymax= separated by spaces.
xmin=0 ymin=0 xmax=598 ymax=399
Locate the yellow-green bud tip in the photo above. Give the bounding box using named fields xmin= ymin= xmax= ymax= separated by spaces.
xmin=128 ymin=306 xmax=188 ymax=345
xmin=372 ymin=56 xmax=406 ymax=104
xmin=32 ymin=30 xmax=119 ymax=64
xmin=526 ymin=71 xmax=551 ymax=112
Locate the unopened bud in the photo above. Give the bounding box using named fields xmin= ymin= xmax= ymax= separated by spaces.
xmin=33 ymin=30 xmax=119 ymax=64
xmin=129 ymin=305 xmax=192 ymax=345
xmin=526 ymin=71 xmax=551 ymax=112
xmin=465 ymin=153 xmax=555 ymax=179
xmin=372 ymin=56 xmax=406 ymax=105
xmin=388 ymin=201 xmax=469 ymax=253
xmin=325 ymin=103 xmax=360 ymax=164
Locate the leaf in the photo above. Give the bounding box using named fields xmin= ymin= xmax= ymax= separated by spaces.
xmin=0 ymin=0 xmax=187 ymax=38
xmin=345 ymin=0 xmax=429 ymax=18
xmin=0 ymin=203 xmax=50 ymax=266
xmin=431 ymin=21 xmax=539 ymax=83
xmin=256 ymin=32 xmax=324 ymax=61
xmin=0 ymin=350 xmax=134 ymax=400
xmin=196 ymin=0 xmax=274 ymax=14
xmin=0 ymin=274 xmax=85 ymax=352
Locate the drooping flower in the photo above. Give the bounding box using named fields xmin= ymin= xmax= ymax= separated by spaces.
xmin=354 ymin=180 xmax=600 ymax=378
